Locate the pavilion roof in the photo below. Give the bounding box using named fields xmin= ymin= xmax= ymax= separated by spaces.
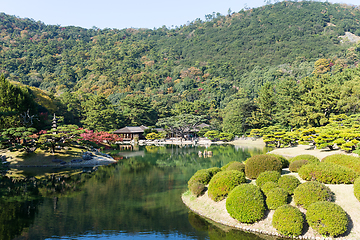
xmin=113 ymin=125 xmax=148 ymax=134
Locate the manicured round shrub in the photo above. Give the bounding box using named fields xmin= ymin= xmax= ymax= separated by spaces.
xmin=206 ymin=167 xmax=221 ymax=177
xmin=306 ymin=201 xmax=348 ymax=237
xmin=256 ymin=171 xmax=281 ymax=188
xmin=289 ymin=154 xmax=319 ymax=163
xmin=272 ymin=205 xmax=304 ymax=237
xmin=278 ymin=175 xmax=301 ymax=195
xmin=221 ymin=161 xmax=245 ymax=173
xmin=294 ymin=181 xmax=333 ymax=209
xmin=188 ymin=169 xmax=211 ymax=186
xmin=189 ymin=182 xmax=205 ymax=197
xmin=298 ymin=162 xmax=359 ymax=184
xmin=267 ymin=154 xmax=289 ymax=168
xmin=266 ymin=187 xmax=288 ymax=210
xmin=261 ymin=181 xmax=279 ymax=196
xmin=289 ymin=159 xmax=309 ymax=172
xmin=354 ymin=177 xmax=360 ymax=202
xmin=322 ymin=154 xmax=360 ymax=174
xmin=245 ymin=154 xmax=282 ymax=179
xmin=226 ymin=184 xmax=265 ymax=223
xmin=208 ymin=170 xmax=246 ymax=202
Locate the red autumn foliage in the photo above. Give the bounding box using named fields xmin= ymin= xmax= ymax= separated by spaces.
xmin=80 ymin=130 xmax=122 ymax=145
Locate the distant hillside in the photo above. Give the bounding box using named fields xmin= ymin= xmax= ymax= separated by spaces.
xmin=0 ymin=1 xmax=360 ymax=102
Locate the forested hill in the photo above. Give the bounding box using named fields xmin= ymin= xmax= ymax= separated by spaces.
xmin=0 ymin=1 xmax=359 ymax=99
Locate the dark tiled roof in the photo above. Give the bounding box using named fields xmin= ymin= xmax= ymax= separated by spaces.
xmin=113 ymin=125 xmax=148 ymax=134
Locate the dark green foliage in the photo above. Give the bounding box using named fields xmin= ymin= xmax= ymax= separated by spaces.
xmin=306 ymin=201 xmax=348 ymax=237
xmin=261 ymin=181 xmax=279 ymax=196
xmin=289 ymin=154 xmax=320 ymax=163
xmin=294 ymin=181 xmax=333 ymax=209
xmin=189 ymin=182 xmax=206 ymax=197
xmin=266 ymin=187 xmax=289 ymax=210
xmin=322 ymin=154 xmax=360 ymax=174
xmin=272 ymin=205 xmax=304 ymax=237
xmin=298 ymin=162 xmax=359 ymax=184
xmin=355 ymin=177 xmax=360 ymax=202
xmin=289 ymin=159 xmax=309 ymax=172
xmin=226 ymin=184 xmax=265 ymax=223
xmin=267 ymin=154 xmax=289 ymax=168
xmin=206 ymin=167 xmax=221 ymax=177
xmin=278 ymin=175 xmax=301 ymax=195
xmin=221 ymin=161 xmax=245 ymax=173
xmin=208 ymin=170 xmax=246 ymax=202
xmin=255 ymin=171 xmax=281 ymax=188
xmin=245 ymin=154 xmax=282 ymax=179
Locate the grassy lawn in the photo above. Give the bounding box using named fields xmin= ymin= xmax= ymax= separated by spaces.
xmin=1 ymin=146 xmax=84 ymax=167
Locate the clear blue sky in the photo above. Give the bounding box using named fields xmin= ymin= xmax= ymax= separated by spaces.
xmin=1 ymin=0 xmax=359 ymax=30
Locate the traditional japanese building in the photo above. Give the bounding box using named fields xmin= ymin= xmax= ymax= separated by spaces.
xmin=113 ymin=126 xmax=148 ymax=141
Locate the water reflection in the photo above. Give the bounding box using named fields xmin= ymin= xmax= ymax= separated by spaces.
xmin=0 ymin=144 xmax=282 ymax=240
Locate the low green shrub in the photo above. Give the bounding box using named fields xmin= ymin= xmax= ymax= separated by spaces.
xmin=354 ymin=177 xmax=360 ymax=202
xmin=298 ymin=162 xmax=359 ymax=184
xmin=278 ymin=175 xmax=301 ymax=195
xmin=266 ymin=187 xmax=289 ymax=210
xmin=306 ymin=201 xmax=348 ymax=237
xmin=245 ymin=154 xmax=282 ymax=179
xmin=208 ymin=170 xmax=246 ymax=202
xmin=189 ymin=182 xmax=205 ymax=197
xmin=261 ymin=181 xmax=279 ymax=196
xmin=221 ymin=161 xmax=245 ymax=173
xmin=188 ymin=170 xmax=211 ymax=186
xmin=289 ymin=154 xmax=319 ymax=163
xmin=206 ymin=167 xmax=221 ymax=177
xmin=289 ymin=159 xmax=309 ymax=172
xmin=267 ymin=154 xmax=289 ymax=168
xmin=226 ymin=184 xmax=265 ymax=223
xmin=294 ymin=181 xmax=333 ymax=209
xmin=256 ymin=171 xmax=281 ymax=188
xmin=322 ymin=154 xmax=360 ymax=174
xmin=272 ymin=205 xmax=304 ymax=237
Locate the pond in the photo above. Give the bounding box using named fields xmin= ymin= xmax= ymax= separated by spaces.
xmin=0 ymin=144 xmax=286 ymax=240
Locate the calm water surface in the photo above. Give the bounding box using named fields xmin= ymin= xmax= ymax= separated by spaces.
xmin=0 ymin=144 xmax=285 ymax=240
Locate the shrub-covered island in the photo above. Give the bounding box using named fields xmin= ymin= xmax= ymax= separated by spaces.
xmin=182 ymin=152 xmax=359 ymax=239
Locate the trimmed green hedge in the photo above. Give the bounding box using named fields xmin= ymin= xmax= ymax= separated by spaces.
xmin=256 ymin=171 xmax=281 ymax=188
xmin=289 ymin=159 xmax=309 ymax=172
xmin=266 ymin=187 xmax=289 ymax=210
xmin=267 ymin=154 xmax=289 ymax=168
xmin=355 ymin=177 xmax=360 ymax=202
xmin=307 ymin=201 xmax=348 ymax=237
xmin=272 ymin=205 xmax=304 ymax=237
xmin=189 ymin=182 xmax=205 ymax=197
xmin=289 ymin=154 xmax=319 ymax=163
xmin=188 ymin=168 xmax=221 ymax=196
xmin=245 ymin=154 xmax=282 ymax=179
xmin=221 ymin=161 xmax=245 ymax=173
xmin=261 ymin=181 xmax=279 ymax=196
xmin=322 ymin=154 xmax=360 ymax=174
xmin=294 ymin=181 xmax=333 ymax=209
xmin=298 ymin=162 xmax=359 ymax=184
xmin=278 ymin=175 xmax=301 ymax=195
xmin=206 ymin=167 xmax=222 ymax=177
xmin=226 ymin=184 xmax=265 ymax=223
xmin=208 ymin=170 xmax=246 ymax=202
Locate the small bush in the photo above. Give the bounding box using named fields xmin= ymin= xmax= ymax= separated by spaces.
xmin=208 ymin=170 xmax=246 ymax=201
xmin=221 ymin=161 xmax=245 ymax=173
xmin=306 ymin=201 xmax=348 ymax=237
xmin=188 ymin=170 xmax=211 ymax=186
xmin=289 ymin=154 xmax=319 ymax=163
xmin=322 ymin=154 xmax=360 ymax=174
xmin=289 ymin=159 xmax=309 ymax=172
xmin=226 ymin=184 xmax=265 ymax=223
xmin=245 ymin=154 xmax=282 ymax=179
xmin=266 ymin=187 xmax=289 ymax=210
xmin=206 ymin=167 xmax=221 ymax=177
xmin=298 ymin=162 xmax=359 ymax=184
xmin=256 ymin=171 xmax=281 ymax=188
xmin=278 ymin=175 xmax=301 ymax=195
xmin=272 ymin=205 xmax=304 ymax=237
xmin=267 ymin=154 xmax=289 ymax=168
xmin=189 ymin=182 xmax=205 ymax=197
xmin=354 ymin=177 xmax=360 ymax=202
xmin=294 ymin=181 xmax=333 ymax=209
xmin=261 ymin=181 xmax=279 ymax=196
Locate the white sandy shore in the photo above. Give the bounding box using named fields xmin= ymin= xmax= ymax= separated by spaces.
xmin=182 ymin=141 xmax=360 ymax=240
